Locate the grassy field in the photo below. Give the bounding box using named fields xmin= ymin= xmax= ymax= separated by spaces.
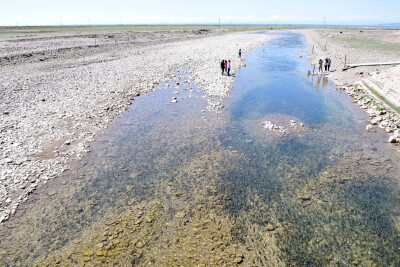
xmin=0 ymin=24 xmax=308 ymax=36
xmin=332 ymin=34 xmax=400 ymax=55
xmin=1 ymin=24 xmax=395 ymax=37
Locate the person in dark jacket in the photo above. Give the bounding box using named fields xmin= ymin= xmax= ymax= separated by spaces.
xmin=327 ymin=58 xmax=331 ymax=71
xmin=224 ymin=60 xmax=228 ymax=74
xmin=221 ymin=60 xmax=225 ymax=75
xmin=318 ymin=59 xmax=323 ymax=73
xmin=324 ymin=58 xmax=329 ymax=72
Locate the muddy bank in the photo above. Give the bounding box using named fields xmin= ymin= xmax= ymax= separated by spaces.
xmin=0 ymin=29 xmax=271 ymax=223
xmin=302 ymin=28 xmax=400 ymax=145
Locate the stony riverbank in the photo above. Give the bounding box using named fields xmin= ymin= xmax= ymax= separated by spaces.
xmin=0 ymin=30 xmax=271 ymax=223
xmin=302 ymin=28 xmax=400 ymax=145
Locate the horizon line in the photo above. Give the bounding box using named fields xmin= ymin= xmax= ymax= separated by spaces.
xmin=1 ymin=23 xmax=400 ymax=27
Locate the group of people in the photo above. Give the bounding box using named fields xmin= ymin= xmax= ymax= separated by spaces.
xmin=318 ymin=58 xmax=332 ymax=73
xmin=220 ymin=49 xmax=242 ymax=76
xmin=220 ymin=60 xmax=232 ymax=76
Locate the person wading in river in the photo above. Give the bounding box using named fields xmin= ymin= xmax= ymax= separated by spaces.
xmin=220 ymin=59 xmax=225 ymax=75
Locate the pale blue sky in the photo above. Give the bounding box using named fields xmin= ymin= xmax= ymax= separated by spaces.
xmin=0 ymin=0 xmax=399 ymax=26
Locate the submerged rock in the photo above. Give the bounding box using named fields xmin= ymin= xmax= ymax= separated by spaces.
xmin=265 ymin=224 xmax=275 ymax=231
xmin=297 ymin=195 xmax=311 ymax=201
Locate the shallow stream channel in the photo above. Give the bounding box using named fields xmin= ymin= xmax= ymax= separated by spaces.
xmin=1 ymin=32 xmax=400 ymax=266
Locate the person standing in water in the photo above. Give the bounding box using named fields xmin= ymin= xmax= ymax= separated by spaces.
xmin=227 ymin=60 xmax=231 ymax=76
xmin=220 ymin=59 xmax=225 ymax=75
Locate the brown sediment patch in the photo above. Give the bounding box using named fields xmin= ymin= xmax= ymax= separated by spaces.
xmin=34 ymin=201 xmax=247 ymax=266
xmin=234 ymin=191 xmax=286 ymax=266
xmin=33 ymin=137 xmax=70 ymax=160
xmin=30 ymin=149 xmax=255 ymax=266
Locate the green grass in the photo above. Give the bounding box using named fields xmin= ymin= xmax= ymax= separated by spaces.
xmin=0 ymin=24 xmax=322 ymax=36
xmin=0 ymin=25 xmax=272 ymax=35
xmin=332 ymin=35 xmax=400 ymax=55
xmin=362 ymin=81 xmax=400 ymax=114
xmin=2 ymin=25 xmax=391 ymax=38
xmin=1 ymin=25 xmax=392 ymax=36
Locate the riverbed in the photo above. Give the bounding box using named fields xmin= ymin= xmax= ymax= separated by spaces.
xmin=0 ymin=31 xmax=399 ymax=266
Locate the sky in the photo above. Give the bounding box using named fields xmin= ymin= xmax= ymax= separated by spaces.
xmin=0 ymin=0 xmax=399 ymax=26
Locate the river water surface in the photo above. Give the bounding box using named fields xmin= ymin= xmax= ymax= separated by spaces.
xmin=1 ymin=32 xmax=399 ymax=266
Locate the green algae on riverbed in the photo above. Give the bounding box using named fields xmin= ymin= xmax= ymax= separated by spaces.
xmin=0 ymin=32 xmax=400 ymax=266
xmin=33 ymin=151 xmax=255 ymax=266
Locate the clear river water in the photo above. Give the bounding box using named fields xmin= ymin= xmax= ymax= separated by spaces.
xmin=0 ymin=31 xmax=399 ymax=266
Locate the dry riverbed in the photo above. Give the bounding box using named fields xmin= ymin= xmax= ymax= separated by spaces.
xmin=0 ymin=29 xmax=270 ymax=223
xmin=303 ymin=28 xmax=400 ymax=145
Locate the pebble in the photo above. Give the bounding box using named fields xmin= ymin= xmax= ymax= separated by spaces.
xmin=344 ymin=83 xmax=400 ymax=143
xmin=136 ymin=241 xmax=145 ymax=248
xmin=265 ymin=224 xmax=275 ymax=231
xmin=234 ymin=256 xmax=244 ymax=263
xmin=0 ymin=31 xmax=270 ymax=223
xmin=297 ymin=195 xmax=311 ymax=201
xmin=47 ymin=190 xmax=57 ymax=196
xmin=262 ymin=120 xmax=286 ymax=133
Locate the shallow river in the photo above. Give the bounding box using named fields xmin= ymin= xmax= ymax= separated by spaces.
xmin=1 ymin=32 xmax=400 ymax=266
